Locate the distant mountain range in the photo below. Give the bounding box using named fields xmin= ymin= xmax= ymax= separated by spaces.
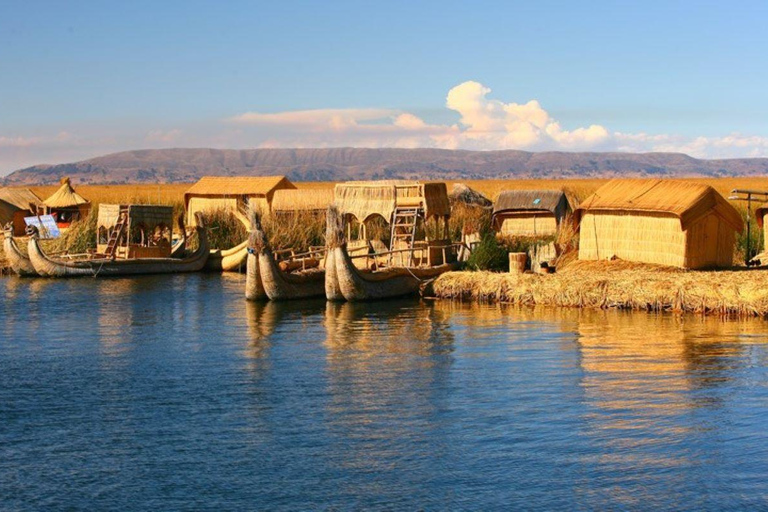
xmin=4 ymin=147 xmax=768 ymax=185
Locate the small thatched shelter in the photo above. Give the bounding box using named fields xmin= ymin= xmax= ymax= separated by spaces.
xmin=492 ymin=189 xmax=572 ymax=236
xmin=184 ymin=176 xmax=296 ymax=226
xmin=0 ymin=188 xmax=42 ymax=235
xmin=334 ymin=180 xmax=453 ymax=266
xmin=97 ymin=204 xmax=174 ymax=259
xmin=42 ymin=177 xmax=91 ymax=228
xmin=271 ymin=188 xmax=335 ymax=215
xmin=575 ymin=179 xmax=743 ymax=269
xmin=334 ymin=180 xmax=450 ymax=224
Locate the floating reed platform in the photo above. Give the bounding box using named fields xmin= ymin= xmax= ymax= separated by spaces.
xmin=430 ymin=260 xmax=768 ymax=317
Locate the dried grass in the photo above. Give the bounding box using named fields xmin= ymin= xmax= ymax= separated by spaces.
xmin=431 ymin=261 xmax=768 ymax=317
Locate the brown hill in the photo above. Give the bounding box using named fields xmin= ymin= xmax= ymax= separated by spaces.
xmin=4 ymin=147 xmax=768 ymax=185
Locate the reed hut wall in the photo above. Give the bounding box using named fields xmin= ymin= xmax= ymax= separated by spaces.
xmin=575 ymin=179 xmax=742 ymax=269
xmin=491 ymin=190 xmax=571 ymax=237
xmin=496 ymin=212 xmax=558 ymax=236
xmin=578 ymin=210 xmax=736 ymax=268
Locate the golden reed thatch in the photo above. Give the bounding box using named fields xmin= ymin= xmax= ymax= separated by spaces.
xmin=492 ymin=189 xmax=572 ymax=236
xmin=430 ymin=262 xmax=768 ymax=317
xmin=184 ymin=176 xmax=296 ymax=226
xmin=574 ymin=179 xmax=743 ymax=269
xmin=43 ymin=177 xmax=90 ymax=208
xmin=334 ymin=180 xmax=450 ymax=222
xmin=271 ymin=188 xmax=335 ymax=214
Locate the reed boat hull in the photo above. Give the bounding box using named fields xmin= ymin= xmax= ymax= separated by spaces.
xmin=324 ymin=247 xmax=344 ymax=300
xmin=245 ymin=250 xmax=268 ymax=301
xmin=331 ymin=245 xmax=458 ymax=301
xmin=257 ymin=250 xmax=325 ymax=301
xmin=205 ymin=240 xmax=249 ymax=272
xmin=3 ymin=234 xmax=37 ymax=277
xmin=27 ymin=225 xmax=209 ymax=278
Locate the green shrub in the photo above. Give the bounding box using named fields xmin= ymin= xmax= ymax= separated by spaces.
xmin=465 ymin=233 xmax=509 ymax=271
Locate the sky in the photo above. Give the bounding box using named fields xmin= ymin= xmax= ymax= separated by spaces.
xmin=1 ymin=0 xmax=768 ymax=174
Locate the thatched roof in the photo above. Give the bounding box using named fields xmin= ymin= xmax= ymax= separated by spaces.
xmin=98 ymin=204 xmax=174 ymax=229
xmin=184 ymin=176 xmax=295 ymax=201
xmin=334 ymin=180 xmax=450 ymax=222
xmin=43 ymin=177 xmax=89 ymax=208
xmin=492 ymin=189 xmax=571 ymax=218
xmin=449 ymin=183 xmax=492 ymax=208
xmin=0 ymin=187 xmax=41 ymax=211
xmin=271 ymin=188 xmax=335 ymax=213
xmin=0 ymin=188 xmax=41 ymax=226
xmin=575 ymin=179 xmax=743 ymax=232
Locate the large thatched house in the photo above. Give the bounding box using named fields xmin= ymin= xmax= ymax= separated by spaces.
xmin=42 ymin=177 xmax=91 ymax=228
xmin=0 ymin=188 xmax=42 ymax=235
xmin=184 ymin=176 xmax=296 ymax=226
xmin=574 ymin=179 xmax=743 ymax=269
xmin=492 ymin=189 xmax=572 ymax=236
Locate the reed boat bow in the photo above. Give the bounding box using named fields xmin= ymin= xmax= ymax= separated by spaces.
xmin=2 ymin=224 xmax=37 ymax=276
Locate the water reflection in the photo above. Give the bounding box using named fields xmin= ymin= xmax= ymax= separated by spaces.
xmin=3 ymin=276 xmax=768 ymax=510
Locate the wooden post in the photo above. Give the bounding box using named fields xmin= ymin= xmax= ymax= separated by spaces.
xmin=509 ymin=252 xmax=527 ymax=274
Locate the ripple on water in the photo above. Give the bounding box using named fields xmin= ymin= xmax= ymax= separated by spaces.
xmin=1 ymin=274 xmax=768 ymax=510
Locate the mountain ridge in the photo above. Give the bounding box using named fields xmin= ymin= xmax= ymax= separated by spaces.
xmin=4 ymin=147 xmax=768 ymax=185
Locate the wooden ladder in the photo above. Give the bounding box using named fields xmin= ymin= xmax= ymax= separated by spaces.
xmin=389 ymin=207 xmax=420 ymax=266
xmin=104 ymin=206 xmax=129 ymax=258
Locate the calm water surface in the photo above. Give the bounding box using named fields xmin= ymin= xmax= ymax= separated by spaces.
xmin=1 ymin=274 xmax=768 ymax=510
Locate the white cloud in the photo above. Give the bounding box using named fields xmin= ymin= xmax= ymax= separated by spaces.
xmin=3 ymin=80 xmax=768 ymax=174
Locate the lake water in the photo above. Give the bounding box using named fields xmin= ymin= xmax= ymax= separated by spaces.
xmin=1 ymin=274 xmax=768 ymax=510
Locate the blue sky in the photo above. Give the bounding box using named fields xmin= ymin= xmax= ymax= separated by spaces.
xmin=1 ymin=0 xmax=768 ymax=173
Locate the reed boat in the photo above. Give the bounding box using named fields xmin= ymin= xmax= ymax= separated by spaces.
xmin=27 ymin=212 xmax=209 ymax=278
xmin=247 ymin=212 xmax=326 ymax=301
xmin=326 ymin=206 xmax=459 ymax=301
xmin=205 ymin=239 xmax=249 ymax=272
xmin=2 ymin=224 xmax=37 ymax=276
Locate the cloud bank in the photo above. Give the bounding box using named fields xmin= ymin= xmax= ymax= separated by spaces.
xmin=3 ymin=80 xmax=768 ymax=173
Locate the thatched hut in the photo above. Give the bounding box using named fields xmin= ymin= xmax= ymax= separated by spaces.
xmin=334 ymin=180 xmax=453 ymax=266
xmin=184 ymin=176 xmax=296 ymax=226
xmin=42 ymin=177 xmax=91 ymax=229
xmin=492 ymin=189 xmax=572 ymax=236
xmin=97 ymin=204 xmax=174 ymax=259
xmin=0 ymin=188 xmax=42 ymax=235
xmin=574 ymin=179 xmax=743 ymax=269
xmin=271 ymin=188 xmax=335 ymax=215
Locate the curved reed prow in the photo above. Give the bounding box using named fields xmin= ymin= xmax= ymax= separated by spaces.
xmin=3 ymin=222 xmax=12 ymax=238
xmin=248 ymin=208 xmax=268 ymax=254
xmin=25 ymin=224 xmax=39 ymax=239
xmin=326 ymin=205 xmax=345 ymax=249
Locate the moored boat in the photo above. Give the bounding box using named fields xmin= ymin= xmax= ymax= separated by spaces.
xmin=27 ymin=210 xmax=209 ymax=278
xmin=2 ymin=224 xmax=36 ymax=276
xmin=247 ymin=212 xmax=326 ymax=301
xmin=325 ymin=206 xmax=458 ymax=301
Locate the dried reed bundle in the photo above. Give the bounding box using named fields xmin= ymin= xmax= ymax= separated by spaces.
xmin=431 ymin=262 xmax=768 ymax=317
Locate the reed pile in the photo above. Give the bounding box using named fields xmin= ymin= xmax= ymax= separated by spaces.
xmin=430 ymin=260 xmax=768 ymax=317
